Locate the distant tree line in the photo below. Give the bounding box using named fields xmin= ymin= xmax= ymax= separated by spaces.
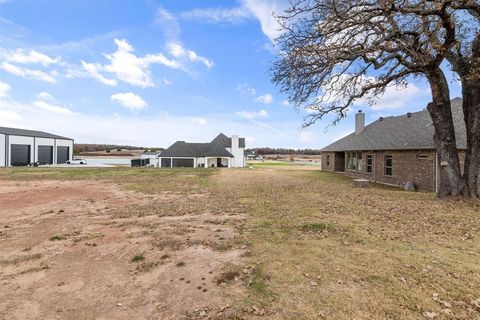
xmin=74 ymin=144 xmax=164 ymax=154
xmin=245 ymin=148 xmax=322 ymax=155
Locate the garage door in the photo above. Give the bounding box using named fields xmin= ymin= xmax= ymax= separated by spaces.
xmin=172 ymin=158 xmax=194 ymax=167
xmin=38 ymin=146 xmax=53 ymax=164
xmin=57 ymin=146 xmax=69 ymax=164
xmin=161 ymin=158 xmax=172 ymax=168
xmin=11 ymin=144 xmax=31 ymax=166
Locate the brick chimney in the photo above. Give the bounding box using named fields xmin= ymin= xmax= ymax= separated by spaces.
xmin=355 ymin=110 xmax=365 ymax=135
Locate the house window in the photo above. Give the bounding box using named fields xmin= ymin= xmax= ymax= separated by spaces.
xmin=366 ymin=155 xmax=373 ymax=173
xmin=326 ymin=154 xmax=330 ymax=166
xmin=385 ymin=155 xmax=393 ymax=176
xmin=417 ymin=154 xmax=429 ymax=160
xmin=347 ymin=152 xmax=363 ymax=171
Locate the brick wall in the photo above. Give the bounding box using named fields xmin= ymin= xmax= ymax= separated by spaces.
xmin=322 ymin=150 xmax=438 ymax=191
xmin=322 ymin=152 xmax=337 ymax=171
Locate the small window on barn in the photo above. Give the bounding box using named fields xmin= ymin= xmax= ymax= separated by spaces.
xmin=326 ymin=154 xmax=330 ymax=166
xmin=417 ymin=154 xmax=429 ymax=160
xmin=366 ymin=155 xmax=373 ymax=173
xmin=385 ymin=155 xmax=393 ymax=176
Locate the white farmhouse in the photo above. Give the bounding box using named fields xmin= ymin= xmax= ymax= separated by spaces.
xmin=159 ymin=133 xmax=246 ymax=168
xmin=0 ymin=127 xmax=74 ymax=167
xmin=140 ymin=151 xmax=162 ymax=167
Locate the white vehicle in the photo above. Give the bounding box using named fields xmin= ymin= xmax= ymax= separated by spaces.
xmin=66 ymin=158 xmax=87 ymax=165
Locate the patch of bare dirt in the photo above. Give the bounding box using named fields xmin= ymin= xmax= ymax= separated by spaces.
xmin=0 ymin=180 xmax=246 ymax=320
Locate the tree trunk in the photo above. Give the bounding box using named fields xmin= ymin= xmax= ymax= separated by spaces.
xmin=459 ymin=34 xmax=480 ymax=198
xmin=461 ymin=80 xmax=480 ymax=198
xmin=426 ymin=68 xmax=466 ymax=197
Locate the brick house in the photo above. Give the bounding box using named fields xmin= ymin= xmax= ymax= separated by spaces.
xmin=321 ymin=98 xmax=466 ymax=192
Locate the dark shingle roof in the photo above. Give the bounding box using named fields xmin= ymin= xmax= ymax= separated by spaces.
xmin=206 ymin=142 xmax=234 ymax=157
xmin=161 ymin=134 xmax=241 ymax=158
xmin=161 ymin=141 xmax=235 ymax=158
xmin=211 ymin=133 xmax=246 ymax=148
xmin=0 ymin=127 xmax=72 ymax=140
xmin=322 ymin=98 xmax=466 ymax=152
xmin=160 ymin=141 xmax=197 ymax=157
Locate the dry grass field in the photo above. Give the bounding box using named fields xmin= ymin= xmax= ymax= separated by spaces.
xmin=0 ymin=164 xmax=479 ymax=319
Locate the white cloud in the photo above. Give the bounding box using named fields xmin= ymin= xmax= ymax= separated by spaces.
xmin=31 ymin=92 xmax=74 ymax=115
xmin=181 ymin=7 xmax=252 ymax=24
xmin=236 ymin=83 xmax=257 ymax=96
xmin=0 ymin=80 xmax=10 ymax=98
xmin=0 ymin=61 xmax=57 ymax=83
xmin=111 ymin=92 xmax=148 ymax=111
xmin=236 ymin=83 xmax=275 ymax=104
xmin=82 ymin=39 xmax=211 ymax=88
xmin=36 ymin=91 xmax=54 ymax=101
xmin=81 ymin=61 xmax=117 ymax=86
xmin=318 ymin=74 xmax=423 ymax=112
xmin=255 ymin=93 xmax=273 ymax=104
xmin=32 ymin=100 xmax=74 ymax=115
xmin=281 ymin=99 xmax=290 ymax=106
xmin=3 ymin=49 xmax=60 ymax=66
xmin=155 ymin=6 xmax=181 ymax=40
xmin=237 ymin=109 xmax=268 ymax=120
xmin=181 ymin=0 xmax=287 ymax=43
xmin=367 ymin=83 xmax=422 ymax=110
xmin=166 ymin=42 xmax=214 ymax=69
xmin=82 ymin=39 xmax=179 ymax=88
xmin=191 ymin=117 xmax=207 ymax=126
xmin=242 ymin=0 xmax=286 ymax=42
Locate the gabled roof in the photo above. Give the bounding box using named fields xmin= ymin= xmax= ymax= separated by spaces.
xmin=161 ymin=139 xmax=234 ymax=158
xmin=160 ymin=141 xmax=197 ymax=157
xmin=0 ymin=126 xmax=72 ymax=140
xmin=206 ymin=142 xmax=234 ymax=157
xmin=321 ymin=98 xmax=467 ymax=152
xmin=211 ymin=133 xmax=246 ymax=148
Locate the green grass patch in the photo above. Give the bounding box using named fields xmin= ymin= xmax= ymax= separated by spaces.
xmin=300 ymin=222 xmax=328 ymax=233
xmin=131 ymin=253 xmax=145 ymax=263
xmin=49 ymin=235 xmax=65 ymax=241
xmin=248 ymin=161 xmax=295 ymax=168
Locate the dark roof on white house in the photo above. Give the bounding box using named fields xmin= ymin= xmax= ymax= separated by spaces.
xmin=211 ymin=133 xmax=246 ymax=148
xmin=161 ymin=133 xmax=244 ymax=158
xmin=322 ymin=98 xmax=466 ymax=152
xmin=0 ymin=126 xmax=72 ymax=140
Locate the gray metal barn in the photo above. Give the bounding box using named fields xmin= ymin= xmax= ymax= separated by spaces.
xmin=0 ymin=127 xmax=74 ymax=167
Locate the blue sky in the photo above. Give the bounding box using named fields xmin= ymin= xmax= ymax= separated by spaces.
xmin=0 ymin=0 xmax=462 ymax=148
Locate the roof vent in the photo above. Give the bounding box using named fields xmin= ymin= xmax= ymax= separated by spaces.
xmin=379 ymin=117 xmax=384 ymax=121
xmin=407 ymin=112 xmax=412 ymax=118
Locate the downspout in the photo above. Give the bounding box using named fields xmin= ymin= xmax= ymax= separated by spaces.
xmin=5 ymin=134 xmax=8 ymax=167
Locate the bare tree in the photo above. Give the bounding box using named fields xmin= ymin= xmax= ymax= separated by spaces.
xmin=272 ymin=0 xmax=471 ymax=197
xmin=444 ymin=1 xmax=480 ymax=197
